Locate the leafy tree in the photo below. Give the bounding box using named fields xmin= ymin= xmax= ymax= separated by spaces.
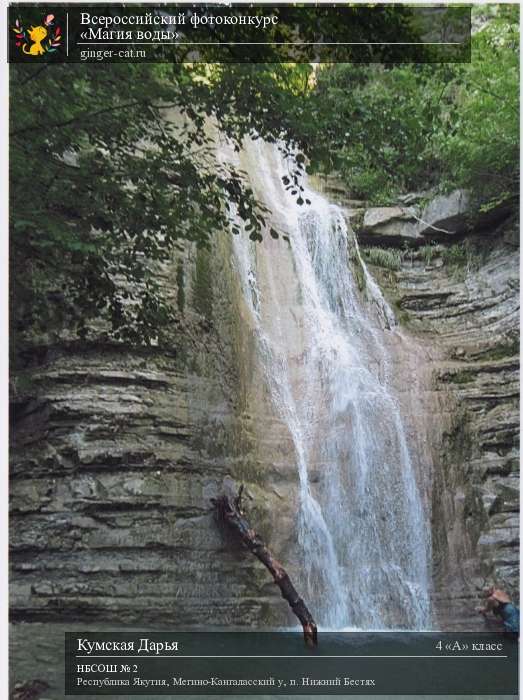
xmin=10 ymin=63 xmax=287 ymax=348
xmin=434 ymin=5 xmax=519 ymax=209
xmin=303 ymin=63 xmax=444 ymax=201
xmin=298 ymin=6 xmax=519 ymax=207
xmin=10 ymin=6 xmax=518 ymax=358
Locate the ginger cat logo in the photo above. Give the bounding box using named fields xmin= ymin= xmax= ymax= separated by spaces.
xmin=12 ymin=14 xmax=61 ymax=57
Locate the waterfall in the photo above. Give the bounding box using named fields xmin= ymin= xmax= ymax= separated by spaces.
xmin=221 ymin=136 xmax=431 ymax=631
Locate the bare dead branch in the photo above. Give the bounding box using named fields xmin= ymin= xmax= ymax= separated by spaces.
xmin=211 ymin=487 xmax=318 ymax=648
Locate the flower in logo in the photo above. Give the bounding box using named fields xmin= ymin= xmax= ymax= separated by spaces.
xmin=12 ymin=14 xmax=62 ymax=56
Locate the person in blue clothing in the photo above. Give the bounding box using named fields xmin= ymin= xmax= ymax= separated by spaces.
xmin=477 ymin=587 xmax=519 ymax=637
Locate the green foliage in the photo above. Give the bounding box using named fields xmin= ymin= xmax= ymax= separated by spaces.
xmin=441 ymin=243 xmax=469 ymax=268
xmin=297 ymin=6 xmax=519 ymax=208
xmin=441 ymin=240 xmax=484 ymax=281
xmin=10 ymin=7 xmax=519 ymax=353
xmin=447 ymin=369 xmax=475 ymax=385
xmin=10 ymin=63 xmax=302 ymax=348
xmin=361 ymin=247 xmax=402 ymax=271
xmin=304 ymin=64 xmax=440 ymax=203
xmin=434 ymin=6 xmax=519 ymax=207
xmin=419 ymin=244 xmax=437 ymax=267
xmin=478 ymin=338 xmax=519 ymax=361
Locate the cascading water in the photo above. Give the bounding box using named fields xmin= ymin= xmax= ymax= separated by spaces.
xmin=222 ymin=136 xmax=431 ymax=631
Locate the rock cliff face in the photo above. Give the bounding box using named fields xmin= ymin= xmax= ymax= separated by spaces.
xmin=345 ymin=194 xmax=519 ymax=630
xmin=10 ymin=234 xmax=295 ymax=628
xmin=10 ymin=186 xmax=519 ymax=637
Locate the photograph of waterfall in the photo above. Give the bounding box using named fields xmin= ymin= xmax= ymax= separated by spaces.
xmin=6 ymin=2 xmax=519 ymax=697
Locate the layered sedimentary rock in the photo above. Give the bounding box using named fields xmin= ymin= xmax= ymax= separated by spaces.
xmin=10 ymin=235 xmax=296 ymax=627
xmin=10 ymin=180 xmax=519 ymax=639
xmin=350 ymin=205 xmax=519 ymax=630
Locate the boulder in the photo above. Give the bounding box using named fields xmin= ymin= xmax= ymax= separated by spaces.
xmin=359 ymin=206 xmax=420 ymax=244
xmin=417 ymin=189 xmax=470 ymax=238
xmin=356 ymin=189 xmax=472 ymax=245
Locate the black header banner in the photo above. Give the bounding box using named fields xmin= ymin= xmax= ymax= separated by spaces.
xmin=65 ymin=631 xmax=518 ymax=695
xmin=8 ymin=4 xmax=471 ymax=63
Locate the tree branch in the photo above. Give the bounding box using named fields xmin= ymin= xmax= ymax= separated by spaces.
xmin=9 ymin=99 xmax=148 ymax=138
xmin=466 ymin=78 xmax=518 ymax=113
xmin=211 ymin=487 xmax=318 ymax=648
xmin=19 ymin=64 xmax=50 ymax=87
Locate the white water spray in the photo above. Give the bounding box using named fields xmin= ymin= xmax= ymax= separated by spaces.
xmin=223 ymin=137 xmax=431 ymax=630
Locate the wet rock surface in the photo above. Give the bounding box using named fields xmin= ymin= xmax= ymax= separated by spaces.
xmin=9 ymin=186 xmax=519 ymax=693
xmin=10 ymin=235 xmax=297 ymax=630
xmin=359 ymin=211 xmax=519 ymax=630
